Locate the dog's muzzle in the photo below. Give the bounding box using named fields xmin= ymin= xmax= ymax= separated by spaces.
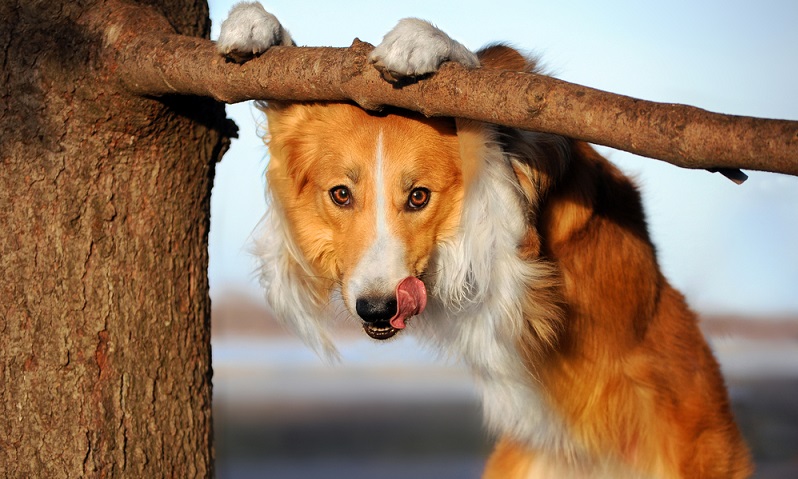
xmin=355 ymin=277 xmax=427 ymax=340
xmin=356 ymin=297 xmax=401 ymax=340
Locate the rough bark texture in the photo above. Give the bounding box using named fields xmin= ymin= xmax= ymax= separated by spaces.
xmin=0 ymin=1 xmax=231 ymax=477
xmin=104 ymin=19 xmax=798 ymax=177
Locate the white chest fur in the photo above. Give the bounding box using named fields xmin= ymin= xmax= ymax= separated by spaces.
xmin=417 ymin=145 xmax=579 ymax=458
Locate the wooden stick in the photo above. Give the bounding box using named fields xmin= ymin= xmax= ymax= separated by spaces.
xmin=98 ymin=3 xmax=798 ymax=178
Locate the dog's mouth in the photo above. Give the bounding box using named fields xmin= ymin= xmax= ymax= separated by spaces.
xmin=362 ymin=321 xmax=401 ymax=340
xmin=360 ymin=277 xmax=427 ymax=341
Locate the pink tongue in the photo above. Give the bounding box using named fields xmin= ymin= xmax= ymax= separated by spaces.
xmin=389 ymin=277 xmax=427 ymax=330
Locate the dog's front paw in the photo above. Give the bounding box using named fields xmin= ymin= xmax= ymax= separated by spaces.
xmin=369 ymin=18 xmax=479 ymax=83
xmin=217 ymin=2 xmax=293 ymax=63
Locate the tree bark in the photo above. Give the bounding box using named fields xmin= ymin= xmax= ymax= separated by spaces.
xmin=0 ymin=1 xmax=231 ymax=477
xmin=99 ymin=8 xmax=798 ymax=178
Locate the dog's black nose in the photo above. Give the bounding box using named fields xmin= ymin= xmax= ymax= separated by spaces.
xmin=355 ymin=297 xmax=397 ymax=323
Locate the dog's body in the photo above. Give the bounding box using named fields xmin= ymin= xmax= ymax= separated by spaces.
xmin=220 ymin=4 xmax=752 ymax=477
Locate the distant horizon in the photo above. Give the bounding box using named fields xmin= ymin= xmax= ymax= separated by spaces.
xmin=211 ymin=288 xmax=798 ymax=342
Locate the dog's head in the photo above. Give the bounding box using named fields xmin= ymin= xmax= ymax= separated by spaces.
xmin=258 ymin=102 xmax=487 ymax=351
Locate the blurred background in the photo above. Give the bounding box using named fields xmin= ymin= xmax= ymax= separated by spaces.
xmin=207 ymin=1 xmax=798 ymax=477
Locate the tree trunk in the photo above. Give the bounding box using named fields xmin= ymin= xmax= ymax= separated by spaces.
xmin=0 ymin=1 xmax=230 ymax=477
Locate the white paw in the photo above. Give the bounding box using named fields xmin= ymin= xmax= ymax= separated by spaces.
xmin=369 ymin=18 xmax=479 ymax=81
xmin=217 ymin=2 xmax=292 ymax=62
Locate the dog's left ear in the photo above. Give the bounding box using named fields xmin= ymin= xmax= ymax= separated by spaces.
xmin=455 ymin=118 xmax=492 ymax=189
xmin=455 ymin=118 xmax=540 ymax=216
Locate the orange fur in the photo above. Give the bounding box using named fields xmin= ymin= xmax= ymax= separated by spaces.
xmin=261 ymin=46 xmax=752 ymax=479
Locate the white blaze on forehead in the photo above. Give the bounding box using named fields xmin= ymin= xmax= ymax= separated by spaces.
xmin=375 ymin=131 xmax=388 ymax=239
xmin=346 ymin=131 xmax=409 ymax=304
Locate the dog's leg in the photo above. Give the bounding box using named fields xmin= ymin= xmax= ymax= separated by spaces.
xmin=217 ymin=2 xmax=293 ymax=63
xmin=369 ymin=18 xmax=480 ymax=82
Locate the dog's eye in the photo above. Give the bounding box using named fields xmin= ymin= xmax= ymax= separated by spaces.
xmin=407 ymin=187 xmax=430 ymax=209
xmin=329 ymin=186 xmax=352 ymax=206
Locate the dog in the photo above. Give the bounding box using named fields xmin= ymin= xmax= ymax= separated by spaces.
xmin=218 ymin=3 xmax=752 ymax=477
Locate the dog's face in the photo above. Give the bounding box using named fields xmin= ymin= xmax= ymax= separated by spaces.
xmin=265 ymin=102 xmax=465 ymax=339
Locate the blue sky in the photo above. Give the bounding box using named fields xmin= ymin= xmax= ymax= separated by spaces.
xmin=207 ymin=0 xmax=798 ymax=316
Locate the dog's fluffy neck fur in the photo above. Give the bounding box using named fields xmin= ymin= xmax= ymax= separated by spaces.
xmin=418 ymin=132 xmax=576 ymax=455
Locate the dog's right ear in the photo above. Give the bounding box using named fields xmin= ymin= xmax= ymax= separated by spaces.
xmin=256 ymin=102 xmax=318 ymax=196
xmin=256 ymin=101 xmax=313 ymax=144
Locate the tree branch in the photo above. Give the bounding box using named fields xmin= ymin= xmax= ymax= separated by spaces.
xmin=100 ymin=2 xmax=798 ymax=178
